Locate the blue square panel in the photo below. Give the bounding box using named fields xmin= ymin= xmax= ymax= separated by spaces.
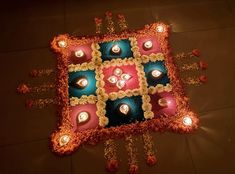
xmin=99 ymin=39 xmax=133 ymax=61
xmin=105 ymin=96 xmax=144 ymax=127
xmin=69 ymin=70 xmax=97 ymax=98
xmin=143 ymin=61 xmax=170 ymax=87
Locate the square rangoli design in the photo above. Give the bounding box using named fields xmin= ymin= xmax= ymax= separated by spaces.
xmin=50 ymin=23 xmax=199 ymax=154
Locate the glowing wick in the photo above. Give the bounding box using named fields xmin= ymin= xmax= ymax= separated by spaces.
xmin=75 ymin=50 xmax=85 ymax=58
xmin=116 ymin=80 xmax=125 ymax=89
xmin=76 ymin=78 xmax=88 ymax=88
xmin=121 ymin=73 xmax=132 ymax=81
xmin=59 ymin=135 xmax=70 ymax=146
xmin=77 ymin=111 xmax=90 ymax=123
xmin=143 ymin=41 xmax=153 ymax=50
xmin=111 ymin=44 xmax=121 ymax=54
xmin=119 ymin=104 xmax=130 ymax=115
xmin=151 ymin=69 xmax=163 ymax=78
xmin=58 ymin=40 xmax=67 ymax=48
xmin=156 ymin=25 xmax=164 ymax=33
xmin=158 ymin=98 xmax=168 ymax=107
xmin=108 ymin=76 xmax=118 ymax=84
xmin=183 ymin=116 xmax=192 ymax=126
xmin=114 ymin=68 xmax=123 ymax=76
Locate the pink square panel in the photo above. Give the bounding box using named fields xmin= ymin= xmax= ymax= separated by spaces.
xmin=68 ymin=43 xmax=93 ymax=65
xmin=70 ymin=104 xmax=99 ymax=132
xmin=102 ymin=64 xmax=140 ymax=94
xmin=150 ymin=92 xmax=177 ymax=117
xmin=137 ymin=36 xmax=161 ymax=55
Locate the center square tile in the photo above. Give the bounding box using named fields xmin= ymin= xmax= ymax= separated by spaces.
xmin=99 ymin=39 xmax=133 ymax=61
xmin=101 ymin=64 xmax=140 ymax=94
xmin=105 ymin=96 xmax=145 ymax=127
xmin=143 ymin=60 xmax=170 ymax=87
xmin=69 ymin=104 xmax=99 ymax=132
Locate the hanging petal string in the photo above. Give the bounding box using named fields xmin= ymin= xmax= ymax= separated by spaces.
xmin=29 ymin=68 xmax=54 ymax=77
xmin=142 ymin=132 xmax=157 ymax=166
xmin=175 ymin=49 xmax=201 ymax=60
xmin=117 ymin=14 xmax=128 ymax=31
xmin=104 ymin=139 xmax=119 ymax=173
xmin=125 ymin=135 xmax=139 ymax=174
xmin=182 ymin=75 xmax=208 ymax=85
xmin=94 ymin=17 xmax=103 ymax=35
xmin=180 ymin=60 xmax=208 ymax=71
xmin=25 ymin=98 xmax=57 ymax=109
xmin=17 ymin=83 xmax=55 ymax=94
xmin=105 ymin=11 xmax=115 ymax=34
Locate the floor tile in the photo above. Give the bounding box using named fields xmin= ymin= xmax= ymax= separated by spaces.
xmin=0 ymin=48 xmax=57 ymax=145
xmin=66 ymin=0 xmax=151 ymax=15
xmin=146 ymin=133 xmax=195 ymax=174
xmin=228 ymin=0 xmax=235 ymax=19
xmin=187 ymin=107 xmax=235 ymax=174
xmin=170 ymin=27 xmax=235 ymax=113
xmin=0 ymin=140 xmax=71 ymax=174
xmin=0 ymin=1 xmax=64 ymax=20
xmin=151 ymin=1 xmax=235 ymax=32
xmin=0 ymin=16 xmax=64 ymax=52
xmin=65 ymin=8 xmax=154 ymax=36
xmin=71 ymin=143 xmax=106 ymax=174
xmin=0 ymin=1 xmax=65 ymax=52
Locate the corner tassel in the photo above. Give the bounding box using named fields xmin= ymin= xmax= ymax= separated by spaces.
xmin=175 ymin=49 xmax=201 ymax=60
xmin=117 ymin=14 xmax=128 ymax=31
xmin=29 ymin=68 xmax=54 ymax=77
xmin=104 ymin=139 xmax=119 ymax=173
xmin=125 ymin=135 xmax=139 ymax=174
xmin=94 ymin=17 xmax=103 ymax=35
xmin=25 ymin=98 xmax=56 ymax=109
xmin=142 ymin=132 xmax=157 ymax=166
xmin=182 ymin=75 xmax=208 ymax=86
xmin=17 ymin=83 xmax=55 ymax=94
xmin=105 ymin=11 xmax=115 ymax=34
xmin=180 ymin=60 xmax=208 ymax=71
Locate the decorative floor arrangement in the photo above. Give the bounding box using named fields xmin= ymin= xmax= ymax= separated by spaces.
xmin=17 ymin=12 xmax=208 ymax=174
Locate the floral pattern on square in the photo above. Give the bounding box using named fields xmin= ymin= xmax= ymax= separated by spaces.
xmin=102 ymin=64 xmax=140 ymax=94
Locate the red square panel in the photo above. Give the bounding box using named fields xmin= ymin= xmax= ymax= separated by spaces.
xmin=102 ymin=64 xmax=140 ymax=94
xmin=70 ymin=104 xmax=99 ymax=132
xmin=150 ymin=92 xmax=177 ymax=117
xmin=68 ymin=43 xmax=93 ymax=65
xmin=137 ymin=36 xmax=161 ymax=55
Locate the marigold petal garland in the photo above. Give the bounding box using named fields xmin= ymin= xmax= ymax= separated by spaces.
xmin=29 ymin=68 xmax=54 ymax=77
xmin=104 ymin=139 xmax=119 ymax=173
xmin=125 ymin=135 xmax=139 ymax=174
xmin=142 ymin=132 xmax=157 ymax=166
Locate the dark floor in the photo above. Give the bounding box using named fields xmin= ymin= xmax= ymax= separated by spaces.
xmin=0 ymin=0 xmax=235 ymax=174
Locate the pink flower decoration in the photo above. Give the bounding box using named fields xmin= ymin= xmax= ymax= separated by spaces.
xmin=198 ymin=60 xmax=208 ymax=70
xmin=192 ymin=49 xmax=201 ymax=57
xmin=199 ymin=75 xmax=208 ymax=83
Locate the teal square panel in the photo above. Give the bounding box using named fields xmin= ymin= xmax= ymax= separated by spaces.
xmin=105 ymin=96 xmax=144 ymax=127
xmin=99 ymin=39 xmax=133 ymax=61
xmin=69 ymin=70 xmax=97 ymax=98
xmin=143 ymin=61 xmax=170 ymax=86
